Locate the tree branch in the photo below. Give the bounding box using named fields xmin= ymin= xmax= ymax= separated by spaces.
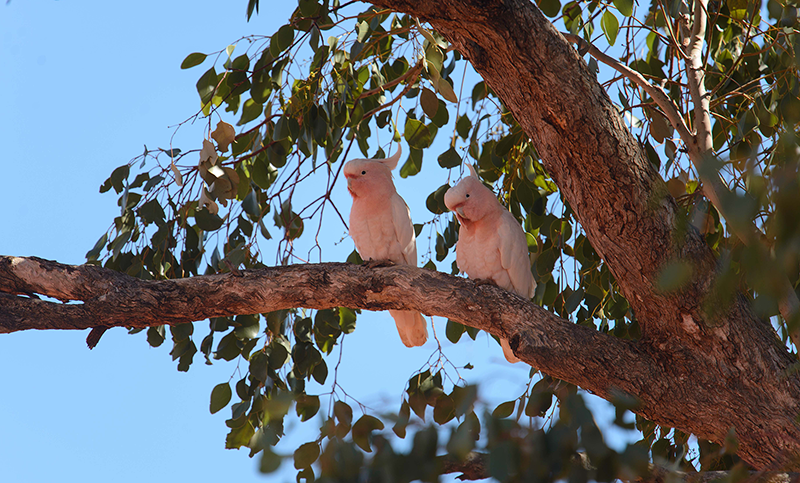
xmin=561 ymin=32 xmax=695 ymax=148
xmin=0 ymin=256 xmax=655 ymax=401
xmin=686 ymin=0 xmax=712 ymax=153
xmin=440 ymin=451 xmax=800 ymax=483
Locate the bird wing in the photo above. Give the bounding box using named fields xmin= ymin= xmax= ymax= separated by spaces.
xmin=498 ymin=212 xmax=535 ymax=298
xmin=391 ymin=192 xmax=417 ymax=266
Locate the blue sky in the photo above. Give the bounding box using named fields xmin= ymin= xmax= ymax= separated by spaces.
xmin=0 ymin=2 xmax=635 ymax=481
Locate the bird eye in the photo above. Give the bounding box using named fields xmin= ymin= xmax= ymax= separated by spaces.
xmin=466 ymin=193 xmax=470 ymax=198
xmin=361 ymin=170 xmax=366 ymax=175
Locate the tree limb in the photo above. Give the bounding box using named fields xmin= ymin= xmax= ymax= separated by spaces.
xmin=0 ymin=256 xmax=655 ymax=401
xmin=440 ymin=451 xmax=800 ymax=483
xmin=561 ymin=32 xmax=695 ymax=149
xmin=3 ymin=255 xmax=800 ymax=470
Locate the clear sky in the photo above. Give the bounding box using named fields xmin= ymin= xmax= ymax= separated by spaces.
xmin=0 ymin=2 xmax=633 ymax=482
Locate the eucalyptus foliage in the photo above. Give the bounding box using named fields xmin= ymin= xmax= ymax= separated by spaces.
xmin=89 ymin=0 xmax=800 ymax=479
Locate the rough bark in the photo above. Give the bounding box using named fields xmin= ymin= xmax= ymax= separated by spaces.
xmin=2 ymin=254 xmax=800 ymax=470
xmin=440 ymin=451 xmax=800 ymax=483
xmin=367 ymin=0 xmax=800 ymax=470
xmin=2 ymin=0 xmax=800 ymax=472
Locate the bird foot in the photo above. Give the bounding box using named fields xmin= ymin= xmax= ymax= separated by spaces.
xmin=472 ymin=278 xmax=498 ymax=287
xmin=363 ymin=258 xmax=396 ymax=269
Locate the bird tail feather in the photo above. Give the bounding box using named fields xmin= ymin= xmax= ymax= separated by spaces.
xmin=389 ymin=310 xmax=428 ymax=347
xmin=499 ymin=337 xmax=521 ymax=364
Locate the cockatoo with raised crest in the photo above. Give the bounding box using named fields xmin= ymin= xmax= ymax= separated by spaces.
xmin=444 ymin=164 xmax=535 ymax=363
xmin=344 ymin=144 xmax=428 ymax=347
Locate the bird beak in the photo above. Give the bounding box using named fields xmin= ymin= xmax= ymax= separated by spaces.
xmin=345 ymin=175 xmax=356 ymax=197
xmin=456 ymin=206 xmax=465 ymax=218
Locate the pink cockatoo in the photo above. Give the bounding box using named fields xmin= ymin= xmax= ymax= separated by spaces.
xmin=444 ymin=164 xmax=536 ymax=363
xmin=343 ymin=144 xmax=428 ymax=347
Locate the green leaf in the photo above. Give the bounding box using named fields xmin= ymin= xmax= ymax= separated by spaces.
xmin=147 ymin=326 xmax=166 ymax=347
xmin=294 ymin=442 xmax=320 ymax=470
xmin=430 ymin=100 xmax=449 ymax=128
xmin=195 ymin=208 xmax=224 ymax=231
xmin=238 ymin=99 xmax=263 ymax=126
xmin=249 ymin=351 xmax=268 ymax=383
xmin=242 ymin=190 xmax=261 ymax=220
xmin=420 ymin=87 xmax=440 ymax=119
xmin=181 ymin=52 xmax=207 ymax=69
xmin=427 ymin=191 xmax=444 ymax=215
xmin=399 ymin=148 xmax=423 ymax=178
xmin=85 ymin=233 xmax=108 ymax=261
xmin=446 ymin=320 xmax=465 ymax=343
xmin=259 ymin=448 xmax=281 ymax=473
xmin=210 ymin=382 xmax=232 ymax=414
xmin=296 ymin=394 xmax=320 ymax=422
xmin=225 ymin=419 xmax=255 ymax=449
xmin=436 ymin=76 xmax=458 ymax=103
xmin=537 ymin=0 xmax=562 ymax=17
xmin=352 ymin=415 xmax=384 ymax=452
xmin=196 ymin=67 xmax=218 ymax=105
xmin=334 ymin=400 xmax=353 ymax=438
xmin=601 ymin=11 xmax=620 ymax=45
xmin=471 ymin=81 xmax=488 ymax=106
xmin=171 ymin=323 xmax=194 ymax=341
xmin=338 ymin=307 xmax=357 ymax=333
xmin=492 ymin=400 xmax=515 ymax=419
xmin=234 ymin=314 xmax=260 ymax=339
xmin=404 ymin=118 xmax=432 ymax=149
xmin=438 ymin=146 xmax=462 ymax=168
xmin=334 ymin=400 xmax=353 ymax=426
xmin=433 ymin=395 xmax=456 ymax=424
xmin=100 ymin=165 xmax=130 ymax=194
xmin=299 ymin=0 xmax=320 ymax=17
xmin=613 ymin=0 xmax=633 ymax=16
xmin=526 ymin=380 xmax=553 ymax=417
xmin=268 ymin=337 xmax=290 ymax=369
xmin=312 ymin=359 xmax=328 ymax=384
xmin=138 ymin=199 xmax=165 ymax=226
xmin=393 ymin=400 xmax=411 ymax=438
xmin=456 ymin=115 xmax=471 ymax=140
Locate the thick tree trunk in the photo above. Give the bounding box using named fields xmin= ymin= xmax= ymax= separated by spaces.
xmin=366 ymin=0 xmax=800 ymax=470
xmin=2 ymin=0 xmax=800 ymax=471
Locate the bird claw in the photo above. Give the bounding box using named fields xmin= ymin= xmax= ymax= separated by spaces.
xmin=363 ymin=258 xmax=396 ymax=269
xmin=472 ymin=278 xmax=497 ymax=287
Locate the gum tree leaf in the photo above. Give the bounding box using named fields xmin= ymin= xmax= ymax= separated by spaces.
xmin=492 ymin=400 xmax=516 ymax=419
xmin=404 ymin=118 xmax=432 ymax=149
xmin=195 ymin=208 xmax=224 ymax=231
xmin=446 ymin=320 xmax=465 ymax=343
xmin=420 ymin=87 xmax=440 ymax=118
xmin=210 ymin=382 xmax=232 ymax=414
xmin=438 ymin=146 xmax=462 ymax=168
xmin=436 ymin=76 xmax=458 ymax=103
xmin=196 ymin=67 xmax=218 ymax=105
xmin=296 ymin=394 xmax=320 ymax=422
xmin=352 ymin=415 xmax=384 ymax=452
xmin=613 ymin=0 xmax=633 ymax=17
xmin=293 ymin=442 xmax=320 ymax=469
xmin=181 ymin=52 xmax=207 ymax=69
xmin=601 ymin=11 xmax=620 ymax=46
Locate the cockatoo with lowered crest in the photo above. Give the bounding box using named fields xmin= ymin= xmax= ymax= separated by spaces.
xmin=444 ymin=164 xmax=535 ymax=363
xmin=344 ymin=144 xmax=428 ymax=347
